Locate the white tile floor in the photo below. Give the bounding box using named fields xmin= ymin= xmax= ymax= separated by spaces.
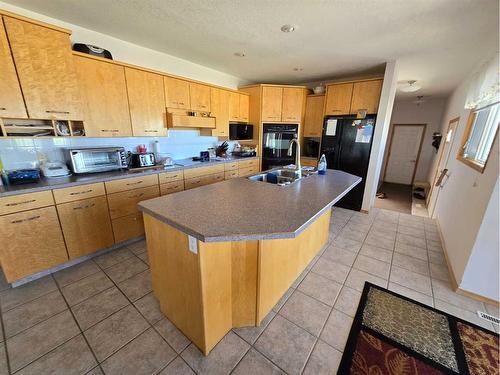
xmin=0 ymin=207 xmax=497 ymax=374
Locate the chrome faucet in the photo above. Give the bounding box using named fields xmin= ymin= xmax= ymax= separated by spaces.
xmin=287 ymin=138 xmax=302 ymax=178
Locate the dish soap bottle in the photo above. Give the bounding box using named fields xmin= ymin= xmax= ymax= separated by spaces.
xmin=318 ymin=154 xmax=327 ymax=175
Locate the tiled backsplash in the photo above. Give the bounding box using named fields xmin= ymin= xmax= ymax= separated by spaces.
xmin=0 ymin=130 xmax=225 ymax=170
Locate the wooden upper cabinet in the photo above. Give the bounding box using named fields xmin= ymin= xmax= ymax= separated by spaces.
xmin=0 ymin=17 xmax=27 ymax=118
xmin=75 ymin=56 xmax=132 ymax=137
xmin=261 ymin=86 xmax=283 ymax=122
xmin=210 ymin=88 xmax=230 ymax=137
xmin=189 ymin=83 xmax=210 ymax=112
xmin=125 ymin=68 xmax=167 ymax=136
xmin=281 ymin=88 xmax=304 ymax=122
xmin=324 ymin=83 xmax=353 ymax=116
xmin=229 ymin=92 xmax=240 ymax=121
xmin=303 ymin=95 xmax=325 ymax=137
xmin=350 ymin=80 xmax=383 ymax=114
xmin=164 ymin=76 xmax=190 ymax=109
xmin=239 ymin=94 xmax=249 ymax=122
xmin=4 ymin=17 xmax=82 ymax=120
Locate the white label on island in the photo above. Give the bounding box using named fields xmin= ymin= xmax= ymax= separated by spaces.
xmin=188 ymin=235 xmax=198 ymax=254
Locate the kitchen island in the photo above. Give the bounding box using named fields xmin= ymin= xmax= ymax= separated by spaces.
xmin=138 ymin=169 xmax=360 ymax=355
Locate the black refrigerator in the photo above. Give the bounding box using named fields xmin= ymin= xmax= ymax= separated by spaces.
xmin=320 ymin=115 xmax=376 ymax=211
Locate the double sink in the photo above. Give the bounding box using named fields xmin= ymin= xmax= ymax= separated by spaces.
xmin=248 ymin=167 xmax=317 ymax=186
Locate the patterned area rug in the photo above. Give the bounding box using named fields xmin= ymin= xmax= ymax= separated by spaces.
xmin=338 ymin=283 xmax=499 ymax=374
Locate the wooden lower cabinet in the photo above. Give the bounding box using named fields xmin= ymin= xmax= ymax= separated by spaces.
xmin=57 ymin=196 xmax=114 ymax=259
xmin=238 ymin=166 xmax=259 ymax=177
xmin=160 ymin=181 xmax=184 ymax=195
xmin=107 ymin=185 xmax=159 ymax=219
xmin=301 ymin=158 xmax=318 ymax=167
xmin=0 ymin=206 xmax=68 ymax=282
xmin=112 ymin=212 xmax=145 ymax=243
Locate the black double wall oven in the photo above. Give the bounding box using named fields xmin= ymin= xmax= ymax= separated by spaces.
xmin=261 ymin=124 xmax=299 ymax=171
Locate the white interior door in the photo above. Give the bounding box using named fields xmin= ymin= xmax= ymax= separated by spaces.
xmin=427 ymin=118 xmax=459 ymax=217
xmin=384 ymin=125 xmax=425 ymax=185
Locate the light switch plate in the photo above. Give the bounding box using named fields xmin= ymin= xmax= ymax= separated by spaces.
xmin=188 ymin=235 xmax=198 ymax=254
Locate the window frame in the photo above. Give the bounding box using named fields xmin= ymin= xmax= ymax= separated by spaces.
xmin=457 ymin=102 xmax=499 ymax=173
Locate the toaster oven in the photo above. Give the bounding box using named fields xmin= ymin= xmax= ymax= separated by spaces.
xmin=64 ymin=147 xmax=128 ymax=174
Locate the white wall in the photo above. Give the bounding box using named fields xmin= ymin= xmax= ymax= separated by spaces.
xmin=460 ymin=178 xmax=499 ymax=301
xmin=380 ymin=98 xmax=446 ymax=184
xmin=428 ymin=59 xmax=499 ymax=300
xmin=0 ymin=1 xmax=244 ymax=89
xmin=362 ymin=61 xmax=399 ymax=211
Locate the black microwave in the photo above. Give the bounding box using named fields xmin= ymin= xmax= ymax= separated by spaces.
xmin=230 ymin=123 xmax=253 ymax=140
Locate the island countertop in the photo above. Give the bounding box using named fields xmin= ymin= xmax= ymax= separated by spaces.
xmin=138 ymin=169 xmax=361 ymax=242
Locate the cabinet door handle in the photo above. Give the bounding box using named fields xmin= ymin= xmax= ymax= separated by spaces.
xmin=6 ymin=199 xmax=36 ymax=206
xmin=46 ymin=110 xmax=70 ymax=114
xmin=126 ymin=180 xmax=143 ymax=186
xmin=73 ymin=203 xmax=95 ymax=210
xmin=131 ymin=193 xmax=145 ymax=198
xmin=69 ymin=189 xmax=93 ymax=195
xmin=330 ymin=109 xmax=341 ymax=112
xmin=178 ymin=102 xmax=185 ymax=105
xmin=11 ymin=215 xmax=40 ymax=224
xmin=0 ymin=107 xmax=6 ymax=111
xmin=144 ymin=130 xmax=158 ymax=133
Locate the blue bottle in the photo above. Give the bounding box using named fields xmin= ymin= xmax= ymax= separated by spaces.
xmin=318 ymin=154 xmax=327 ymax=175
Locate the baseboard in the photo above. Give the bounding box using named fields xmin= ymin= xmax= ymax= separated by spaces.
xmin=436 ymin=219 xmax=499 ymax=306
xmin=435 ymin=219 xmax=460 ymax=290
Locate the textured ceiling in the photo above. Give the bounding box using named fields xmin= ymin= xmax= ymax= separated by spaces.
xmin=4 ymin=0 xmax=499 ymax=97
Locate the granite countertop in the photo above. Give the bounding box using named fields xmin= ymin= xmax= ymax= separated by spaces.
xmin=138 ymin=169 xmax=361 ymax=242
xmin=0 ymin=156 xmax=259 ymax=197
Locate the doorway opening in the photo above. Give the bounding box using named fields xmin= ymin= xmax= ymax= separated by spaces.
xmin=375 ymin=124 xmax=426 ymax=214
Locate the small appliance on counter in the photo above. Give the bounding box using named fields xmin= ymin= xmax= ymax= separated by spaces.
xmin=130 ymin=153 xmax=156 ymax=168
xmin=64 ymin=147 xmax=128 ymax=174
xmin=232 ymin=143 xmax=257 ymax=157
xmin=40 ymin=162 xmax=71 ymax=178
xmin=192 ymin=151 xmax=210 ymax=162
xmin=7 ymin=169 xmax=41 ymax=184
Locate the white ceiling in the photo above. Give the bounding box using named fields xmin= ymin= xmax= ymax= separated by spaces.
xmin=5 ymin=0 xmax=498 ymax=98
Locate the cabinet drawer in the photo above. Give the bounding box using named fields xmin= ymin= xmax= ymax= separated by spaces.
xmin=107 ymin=185 xmax=160 ymax=219
xmin=0 ymin=190 xmax=54 ymax=215
xmin=183 ymin=164 xmax=225 ymax=179
xmin=238 ymin=166 xmax=259 ymax=177
xmin=224 ymin=162 xmax=239 ymax=171
xmin=105 ymin=174 xmax=159 ymax=194
xmin=184 ymin=172 xmax=224 ymax=190
xmin=158 ymin=170 xmax=184 ymax=184
xmin=0 ymin=206 xmax=68 ymax=282
xmin=238 ymin=159 xmax=259 ymax=169
xmin=160 ymin=181 xmax=184 ymax=195
xmin=224 ymin=170 xmax=239 ymax=180
xmin=53 ymin=183 xmax=105 ymax=204
xmin=57 ymin=196 xmax=114 ymax=259
xmin=112 ymin=212 xmax=145 ymax=243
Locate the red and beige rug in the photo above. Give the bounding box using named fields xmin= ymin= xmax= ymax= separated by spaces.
xmin=338 ymin=283 xmax=499 ymax=374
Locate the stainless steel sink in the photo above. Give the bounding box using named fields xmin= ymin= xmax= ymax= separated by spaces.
xmin=248 ymin=167 xmax=316 ymax=186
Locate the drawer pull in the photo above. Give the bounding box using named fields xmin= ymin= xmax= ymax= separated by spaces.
xmin=46 ymin=110 xmax=70 ymax=114
xmin=0 ymin=107 xmax=6 ymax=111
xmin=69 ymin=189 xmax=93 ymax=196
xmin=144 ymin=130 xmax=158 ymax=133
xmin=179 ymin=102 xmax=185 ymax=105
xmin=131 ymin=193 xmax=145 ymax=198
xmin=126 ymin=180 xmax=143 ymax=186
xmin=100 ymin=129 xmax=119 ymax=133
xmin=11 ymin=215 xmax=40 ymax=224
xmin=73 ymin=203 xmax=95 ymax=210
xmin=6 ymin=199 xmax=36 ymax=206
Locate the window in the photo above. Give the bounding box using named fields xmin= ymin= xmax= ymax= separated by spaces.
xmin=458 ymin=102 xmax=499 ymax=173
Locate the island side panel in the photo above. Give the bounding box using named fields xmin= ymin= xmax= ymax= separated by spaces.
xmin=198 ymin=240 xmax=233 ymax=353
xmin=256 ymin=209 xmax=331 ymax=323
xmin=143 ymin=214 xmax=206 ymax=350
xmin=231 ymin=241 xmax=259 ymax=327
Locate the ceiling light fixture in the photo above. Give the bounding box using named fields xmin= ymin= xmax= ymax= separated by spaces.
xmin=399 ymin=80 xmax=421 ymax=93
xmin=233 ymin=52 xmax=246 ymax=57
xmin=281 ymin=24 xmax=295 ymax=33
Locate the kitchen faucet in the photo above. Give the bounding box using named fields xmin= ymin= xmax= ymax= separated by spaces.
xmin=287 ymin=138 xmax=302 ymax=178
